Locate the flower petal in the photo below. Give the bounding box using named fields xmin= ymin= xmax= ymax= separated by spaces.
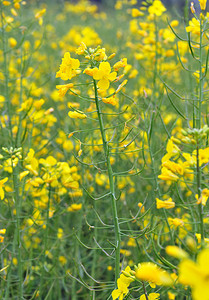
xmin=98 ymin=78 xmax=110 ymax=90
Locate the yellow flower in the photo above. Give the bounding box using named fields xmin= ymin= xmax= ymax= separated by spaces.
xmin=68 ymin=110 xmax=87 ymax=119
xmin=93 ymin=62 xmax=117 ymax=91
xmin=112 ymin=266 xmax=134 ymax=300
xmin=8 ymin=37 xmax=17 ymax=48
xmin=179 ymin=248 xmax=209 ymax=300
xmin=56 ymin=83 xmax=74 ymax=97
xmin=67 ymin=203 xmax=82 ymax=212
xmin=56 ymin=52 xmax=80 ymax=81
xmin=35 ymin=8 xmax=46 ymax=19
xmin=156 ymin=198 xmax=175 ymax=209
xmin=196 ymin=188 xmax=209 ymax=206
xmin=19 ymin=171 xmax=29 ymax=181
xmin=168 ymin=217 xmax=184 ymax=228
xmin=76 ymin=42 xmax=87 ymax=55
xmin=138 ymin=202 xmax=145 ymax=213
xmin=0 ymin=229 xmax=6 ymax=235
xmin=191 ymin=2 xmax=196 ymax=13
xmin=140 ymin=293 xmax=160 ymax=300
xmin=35 ymin=8 xmax=46 ymax=26
xmin=199 ymin=0 xmax=207 ymax=10
xmin=168 ymin=291 xmax=176 ymax=300
xmin=39 ymin=156 xmax=57 ymax=168
xmin=135 ymin=263 xmax=173 ymax=286
xmin=158 ymin=167 xmax=179 ymax=182
xmin=57 ymin=228 xmax=63 ymax=239
xmin=113 ymin=58 xmax=127 ymax=71
xmin=94 ymin=48 xmax=107 ymax=61
xmin=166 ymin=246 xmax=188 ymax=259
xmin=3 ymin=1 xmax=11 ymax=6
xmin=83 ymin=67 xmax=94 ymax=76
xmin=186 ymin=18 xmax=200 ymax=35
xmin=148 ymin=0 xmax=166 ymax=16
xmin=59 ymin=256 xmax=67 ymax=265
xmin=0 ymin=177 xmax=8 ymax=200
xmin=132 ymin=8 xmax=144 ymax=17
xmin=115 ymin=80 xmax=128 ymax=94
xmin=102 ymin=96 xmax=117 ymax=106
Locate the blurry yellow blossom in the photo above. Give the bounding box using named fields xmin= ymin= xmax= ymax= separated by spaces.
xmin=68 ymin=110 xmax=87 ymax=119
xmin=56 ymin=83 xmax=74 ymax=97
xmin=156 ymin=198 xmax=175 ymax=209
xmin=166 ymin=246 xmax=188 ymax=259
xmin=3 ymin=1 xmax=11 ymax=5
xmin=0 ymin=228 xmax=6 ymax=243
xmin=191 ymin=2 xmax=196 ymax=13
xmin=148 ymin=0 xmax=166 ymax=16
xmin=56 ymin=52 xmax=80 ymax=81
xmin=112 ymin=266 xmax=134 ymax=300
xmin=35 ymin=8 xmax=46 ymax=19
xmin=19 ymin=171 xmax=29 ymax=181
xmin=196 ymin=188 xmax=209 ymax=206
xmin=8 ymin=37 xmax=17 ymax=48
xmin=168 ymin=291 xmax=176 ymax=300
xmin=158 ymin=167 xmax=179 ymax=182
xmin=168 ymin=217 xmax=184 ymax=228
xmin=57 ymin=228 xmax=63 ymax=239
xmin=179 ymin=248 xmax=209 ymax=300
xmin=138 ymin=202 xmax=145 ymax=213
xmin=132 ymin=8 xmax=144 ymax=17
xmin=140 ymin=293 xmax=160 ymax=300
xmin=67 ymin=203 xmax=82 ymax=212
xmin=76 ymin=42 xmax=87 ymax=55
xmin=115 ymin=79 xmax=128 ymax=94
xmin=0 ymin=177 xmax=8 ymax=200
xmin=113 ymin=58 xmax=127 ymax=71
xmin=199 ymin=0 xmax=207 ymax=10
xmin=135 ymin=263 xmax=173 ymax=286
xmin=35 ymin=8 xmax=46 ymax=26
xmin=186 ymin=18 xmax=200 ymax=35
xmin=102 ymin=96 xmax=117 ymax=106
xmin=59 ymin=256 xmax=67 ymax=265
xmin=12 ymin=257 xmax=18 ymax=265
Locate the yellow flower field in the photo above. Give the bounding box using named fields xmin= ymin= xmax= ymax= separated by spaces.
xmin=0 ymin=0 xmax=209 ymax=299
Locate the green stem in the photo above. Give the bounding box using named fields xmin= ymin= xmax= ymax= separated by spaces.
xmin=153 ymin=17 xmax=159 ymax=99
xmin=196 ymin=19 xmax=204 ymax=243
xmin=39 ymin=184 xmax=51 ymax=298
xmin=12 ymin=156 xmax=23 ymax=299
xmin=93 ymin=80 xmax=121 ymax=283
xmin=196 ymin=141 xmax=204 ymax=242
xmin=197 ymin=19 xmax=204 ymax=130
xmin=142 ymin=282 xmax=149 ymax=300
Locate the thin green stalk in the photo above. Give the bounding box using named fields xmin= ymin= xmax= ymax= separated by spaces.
xmin=12 ymin=156 xmax=23 ymax=299
xmin=196 ymin=19 xmax=204 ymax=242
xmin=142 ymin=282 xmax=149 ymax=300
xmin=197 ymin=20 xmax=204 ymax=130
xmin=93 ymin=80 xmax=121 ymax=283
xmin=196 ymin=141 xmax=204 ymax=242
xmin=16 ymin=46 xmax=24 ymax=148
xmin=39 ymin=184 xmax=52 ymax=298
xmin=71 ymin=211 xmax=83 ymax=300
xmin=153 ymin=17 xmax=159 ymax=99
